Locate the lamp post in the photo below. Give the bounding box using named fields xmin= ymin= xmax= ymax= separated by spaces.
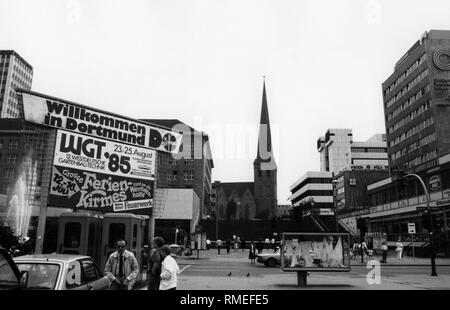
xmin=399 ymin=173 xmax=437 ymax=277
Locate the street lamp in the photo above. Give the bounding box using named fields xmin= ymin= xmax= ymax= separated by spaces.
xmin=398 ymin=172 xmax=437 ymax=277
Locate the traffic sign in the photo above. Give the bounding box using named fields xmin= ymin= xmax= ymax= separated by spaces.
xmin=408 ymin=223 xmax=416 ymax=234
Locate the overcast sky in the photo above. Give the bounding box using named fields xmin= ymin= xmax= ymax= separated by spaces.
xmin=2 ymin=0 xmax=450 ymax=203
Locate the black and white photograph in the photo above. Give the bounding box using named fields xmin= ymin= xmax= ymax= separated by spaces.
xmin=1 ymin=0 xmax=450 ymax=302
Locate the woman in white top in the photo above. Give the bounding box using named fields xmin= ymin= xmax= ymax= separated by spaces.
xmin=395 ymin=240 xmax=404 ymax=260
xmin=159 ymin=245 xmax=180 ymax=290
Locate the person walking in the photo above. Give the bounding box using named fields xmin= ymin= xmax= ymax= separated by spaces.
xmin=381 ymin=242 xmax=388 ymax=263
xmin=147 ymin=237 xmax=165 ymax=290
xmin=395 ymin=240 xmax=403 ymax=260
xmin=105 ymin=240 xmax=139 ymax=290
xmin=216 ymin=239 xmax=223 ymax=254
xmin=257 ymin=240 xmax=263 ymax=254
xmin=249 ymin=242 xmax=257 ymax=264
xmin=159 ymin=245 xmax=180 ymax=290
xmin=226 ymin=239 xmax=231 ymax=254
xmin=206 ymin=239 xmax=211 ymax=251
xmin=241 ymin=238 xmax=246 ymax=252
xmin=235 ymin=236 xmax=240 ymax=252
xmin=271 ymin=238 xmax=277 ymax=253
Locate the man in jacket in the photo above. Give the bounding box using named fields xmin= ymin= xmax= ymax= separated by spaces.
xmin=147 ymin=237 xmax=165 ymax=290
xmin=105 ymin=240 xmax=139 ymax=290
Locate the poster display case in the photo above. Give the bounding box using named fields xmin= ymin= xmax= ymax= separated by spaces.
xmin=281 ymin=233 xmax=351 ymax=272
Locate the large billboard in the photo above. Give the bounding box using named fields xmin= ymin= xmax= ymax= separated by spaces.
xmin=48 ymin=130 xmax=155 ymax=213
xmin=281 ymin=233 xmax=351 ymax=272
xmin=21 ymin=91 xmax=182 ymax=154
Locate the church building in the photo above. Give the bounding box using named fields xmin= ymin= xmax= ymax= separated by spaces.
xmin=213 ymin=80 xmax=277 ymax=220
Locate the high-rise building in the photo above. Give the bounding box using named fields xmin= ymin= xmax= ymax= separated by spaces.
xmin=0 ymin=51 xmax=33 ymax=118
xmin=317 ymin=129 xmax=388 ymax=175
xmin=338 ymin=30 xmax=450 ymax=240
xmin=289 ymin=171 xmax=334 ymax=215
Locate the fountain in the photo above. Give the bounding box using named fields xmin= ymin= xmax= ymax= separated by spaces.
xmin=6 ymin=154 xmax=38 ymax=239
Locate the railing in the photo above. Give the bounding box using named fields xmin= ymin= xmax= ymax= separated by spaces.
xmin=385 ymin=233 xmax=429 ymax=243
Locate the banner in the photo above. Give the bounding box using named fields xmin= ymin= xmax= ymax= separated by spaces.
xmin=48 ymin=130 xmax=155 ymax=212
xmin=21 ymin=92 xmax=182 ymax=154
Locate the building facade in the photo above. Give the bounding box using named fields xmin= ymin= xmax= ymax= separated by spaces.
xmin=289 ymin=171 xmax=334 ymax=214
xmin=317 ymin=129 xmax=388 ymax=174
xmin=339 ymin=30 xmax=450 ymax=242
xmin=0 ymin=51 xmax=33 ymax=118
xmin=142 ymin=119 xmax=214 ymax=220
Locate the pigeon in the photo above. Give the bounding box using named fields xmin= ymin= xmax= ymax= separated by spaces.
xmin=228 ymin=272 xmax=232 ymax=277
xmin=246 ymin=273 xmax=250 ymax=277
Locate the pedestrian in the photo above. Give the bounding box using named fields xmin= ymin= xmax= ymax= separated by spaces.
xmin=235 ymin=236 xmax=240 ymax=252
xmin=217 ymin=239 xmax=223 ymax=254
xmin=271 ymin=238 xmax=276 ymax=253
xmin=104 ymin=240 xmax=139 ymax=290
xmin=381 ymin=242 xmax=388 ymax=263
xmin=257 ymin=240 xmax=263 ymax=254
xmin=159 ymin=245 xmax=180 ymax=290
xmin=147 ymin=236 xmax=165 ymax=290
xmin=241 ymin=238 xmax=246 ymax=252
xmin=206 ymin=239 xmax=211 ymax=251
xmin=226 ymin=239 xmax=231 ymax=254
xmin=395 ymin=240 xmax=403 ymax=260
xmin=249 ymin=242 xmax=257 ymax=264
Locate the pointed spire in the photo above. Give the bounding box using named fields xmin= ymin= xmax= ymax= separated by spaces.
xmin=255 ymin=77 xmax=276 ymax=169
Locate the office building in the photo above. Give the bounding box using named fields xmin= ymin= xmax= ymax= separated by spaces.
xmin=0 ymin=51 xmax=33 ymax=118
xmin=317 ymin=129 xmax=388 ymax=174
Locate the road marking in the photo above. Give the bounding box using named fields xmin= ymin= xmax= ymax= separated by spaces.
xmin=180 ymin=265 xmax=191 ymax=273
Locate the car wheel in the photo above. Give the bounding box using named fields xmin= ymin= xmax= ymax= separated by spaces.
xmin=267 ymin=258 xmax=276 ymax=268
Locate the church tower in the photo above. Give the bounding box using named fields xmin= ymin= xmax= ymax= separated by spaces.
xmin=253 ymin=78 xmax=277 ymax=219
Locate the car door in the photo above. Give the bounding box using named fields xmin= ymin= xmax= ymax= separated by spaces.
xmin=65 ymin=260 xmax=89 ymax=290
xmin=0 ymin=248 xmax=21 ymax=290
xmin=80 ymin=258 xmax=109 ymax=290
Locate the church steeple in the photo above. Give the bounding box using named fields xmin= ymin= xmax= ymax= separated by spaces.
xmin=254 ymin=77 xmax=277 ymax=170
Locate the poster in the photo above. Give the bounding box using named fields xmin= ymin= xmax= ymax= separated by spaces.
xmin=281 ymin=233 xmax=351 ymax=271
xmin=21 ymin=91 xmax=182 ymax=154
xmin=48 ymin=130 xmax=155 ymax=212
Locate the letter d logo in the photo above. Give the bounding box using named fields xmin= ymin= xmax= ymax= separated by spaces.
xmin=366 ymin=260 xmax=381 ymax=285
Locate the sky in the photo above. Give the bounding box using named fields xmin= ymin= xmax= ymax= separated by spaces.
xmin=1 ymin=0 xmax=450 ymax=203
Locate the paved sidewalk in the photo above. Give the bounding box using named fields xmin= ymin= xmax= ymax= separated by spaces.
xmin=177 ymin=250 xmax=450 ymax=266
xmin=177 ymin=272 xmax=450 ymax=290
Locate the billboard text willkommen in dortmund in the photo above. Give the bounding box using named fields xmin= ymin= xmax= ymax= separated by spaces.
xmin=20 ymin=90 xmax=180 ymax=213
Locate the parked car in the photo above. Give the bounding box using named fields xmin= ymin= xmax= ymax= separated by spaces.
xmin=0 ymin=246 xmax=28 ymax=290
xmin=256 ymin=248 xmax=290 ymax=267
xmin=13 ymin=254 xmax=110 ymax=290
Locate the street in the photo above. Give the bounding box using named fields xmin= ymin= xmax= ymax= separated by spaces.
xmin=141 ymin=250 xmax=450 ymax=290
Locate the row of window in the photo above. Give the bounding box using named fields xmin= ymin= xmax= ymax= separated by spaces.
xmin=386 ymin=71 xmax=430 ymax=109
xmin=167 ymin=170 xmax=194 ymax=181
xmin=385 ymin=53 xmax=427 ymax=96
xmin=390 ymin=133 xmax=436 ymax=162
xmin=389 ymin=117 xmax=434 ymax=149
xmin=405 ymin=150 xmax=438 ymax=169
xmin=350 ymin=147 xmax=387 ymax=153
xmin=388 ymin=100 xmax=432 ymax=135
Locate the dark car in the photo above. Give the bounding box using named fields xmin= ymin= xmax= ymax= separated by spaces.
xmin=0 ymin=246 xmax=28 ymax=290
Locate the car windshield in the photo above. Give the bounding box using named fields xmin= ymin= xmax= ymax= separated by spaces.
xmin=0 ymin=252 xmax=18 ymax=289
xmin=16 ymin=263 xmax=60 ymax=290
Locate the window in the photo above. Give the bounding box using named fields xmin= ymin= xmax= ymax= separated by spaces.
xmin=80 ymin=259 xmax=100 ymax=283
xmin=108 ymin=223 xmax=126 ymax=249
xmin=133 ymin=224 xmax=137 ymax=248
xmin=266 ymin=171 xmax=271 ymax=177
xmin=184 ymin=171 xmax=194 ymax=181
xmin=7 ymin=154 xmax=17 ymax=164
xmin=64 ymin=223 xmax=81 ymax=249
xmin=0 ymin=252 xmax=19 ymax=289
xmin=8 ymin=140 xmax=18 ymax=149
xmin=87 ymin=224 xmax=95 ymax=258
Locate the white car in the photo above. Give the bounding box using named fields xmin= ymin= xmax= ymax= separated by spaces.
xmin=13 ymin=254 xmax=110 ymax=290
